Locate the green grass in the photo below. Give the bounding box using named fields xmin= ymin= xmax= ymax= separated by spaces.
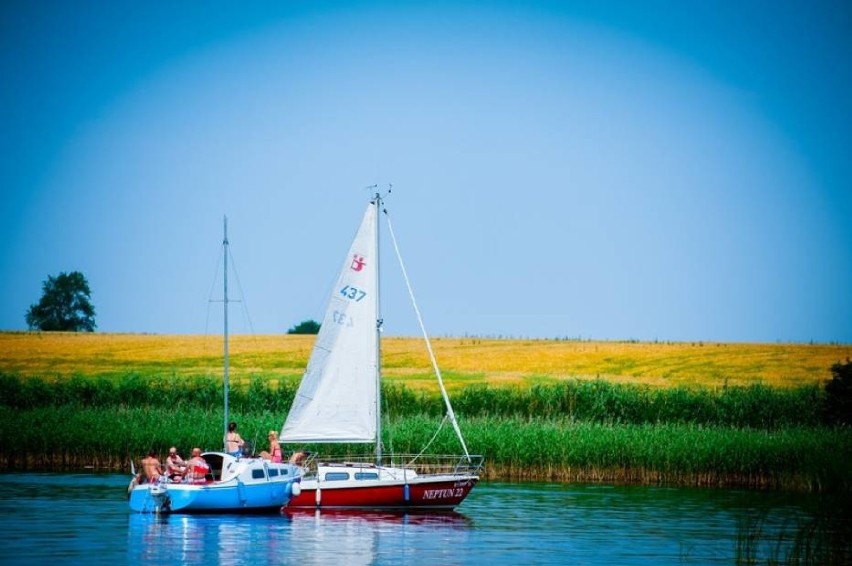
xmin=1 ymin=373 xmax=847 ymax=490
xmin=0 ymin=373 xmax=827 ymax=428
xmin=3 ymin=406 xmax=848 ymax=492
xmin=449 ymin=381 xmax=825 ymax=428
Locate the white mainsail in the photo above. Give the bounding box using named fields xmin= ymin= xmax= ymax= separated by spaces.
xmin=281 ymin=202 xmax=379 ymax=443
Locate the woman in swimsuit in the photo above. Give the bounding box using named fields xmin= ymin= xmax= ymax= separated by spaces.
xmin=225 ymin=421 xmax=244 ymax=457
xmin=260 ymin=430 xmax=282 ymax=463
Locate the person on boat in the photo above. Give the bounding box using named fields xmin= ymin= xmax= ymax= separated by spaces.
xmin=259 ymin=431 xmax=282 ymax=463
xmin=166 ymin=447 xmax=187 ymax=482
xmin=186 ymin=448 xmax=211 ymax=484
xmin=288 ymin=450 xmax=308 ymax=466
xmin=141 ymin=449 xmax=163 ymax=483
xmin=225 ymin=421 xmax=244 ymax=457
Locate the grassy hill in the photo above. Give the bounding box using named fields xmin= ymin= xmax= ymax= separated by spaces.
xmin=1 ymin=331 xmax=848 ymax=391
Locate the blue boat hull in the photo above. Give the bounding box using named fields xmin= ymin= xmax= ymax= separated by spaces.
xmin=129 ymin=453 xmax=302 ymax=514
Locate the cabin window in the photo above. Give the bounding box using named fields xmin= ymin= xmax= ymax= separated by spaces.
xmin=251 ymin=469 xmax=266 ymax=480
xmin=324 ymin=472 xmax=350 ymax=481
xmin=354 ymin=472 xmax=378 ymax=480
xmin=268 ymin=468 xmax=279 ymax=477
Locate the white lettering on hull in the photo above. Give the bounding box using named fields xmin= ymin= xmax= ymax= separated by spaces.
xmin=422 ymin=487 xmax=465 ymax=500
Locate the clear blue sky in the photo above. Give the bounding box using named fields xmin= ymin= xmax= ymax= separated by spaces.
xmin=2 ymin=1 xmax=850 ymax=343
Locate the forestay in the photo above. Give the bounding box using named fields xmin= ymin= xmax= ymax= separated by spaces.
xmin=281 ymin=202 xmax=379 ymax=443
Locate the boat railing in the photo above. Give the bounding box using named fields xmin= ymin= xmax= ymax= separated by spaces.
xmin=306 ymin=453 xmax=484 ymax=478
xmin=295 ymin=451 xmax=318 ymax=469
xmin=405 ymin=454 xmax=484 ymax=477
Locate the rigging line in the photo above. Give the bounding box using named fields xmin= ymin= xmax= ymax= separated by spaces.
xmin=223 ymin=243 xmax=266 ymax=392
xmin=407 ymin=414 xmax=449 ymax=467
xmin=204 ymin=245 xmax=225 ymax=337
xmin=383 ymin=391 xmax=394 ymax=463
xmin=226 ymin=247 xmax=254 ymax=336
xmin=203 ymin=244 xmax=226 ymax=378
xmin=383 ymin=208 xmax=472 ymax=461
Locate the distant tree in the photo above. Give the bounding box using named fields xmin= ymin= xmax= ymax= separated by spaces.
xmin=26 ymin=271 xmax=96 ymax=332
xmin=287 ymin=319 xmax=321 ymax=335
xmin=824 ymin=358 xmax=852 ymax=426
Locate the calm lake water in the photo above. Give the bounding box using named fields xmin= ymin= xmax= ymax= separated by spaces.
xmin=0 ymin=472 xmax=845 ymax=565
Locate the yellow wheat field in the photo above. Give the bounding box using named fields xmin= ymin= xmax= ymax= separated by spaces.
xmin=1 ymin=332 xmax=849 ymax=391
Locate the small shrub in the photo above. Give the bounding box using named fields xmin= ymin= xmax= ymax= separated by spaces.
xmin=824 ymin=359 xmax=852 ymax=426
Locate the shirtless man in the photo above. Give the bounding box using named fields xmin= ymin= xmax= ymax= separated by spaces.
xmin=288 ymin=450 xmax=308 ymax=466
xmin=141 ymin=449 xmax=164 ymax=483
xmin=166 ymin=447 xmax=187 ymax=481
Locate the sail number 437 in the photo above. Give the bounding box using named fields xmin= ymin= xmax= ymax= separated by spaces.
xmin=340 ymin=285 xmax=367 ymax=302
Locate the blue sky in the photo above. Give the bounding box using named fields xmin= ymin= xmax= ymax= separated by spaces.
xmin=2 ymin=1 xmax=850 ymax=343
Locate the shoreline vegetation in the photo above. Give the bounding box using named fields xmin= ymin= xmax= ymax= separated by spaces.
xmin=1 ymin=332 xmax=850 ymax=491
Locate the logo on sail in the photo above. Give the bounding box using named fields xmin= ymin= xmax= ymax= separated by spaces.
xmin=350 ymin=254 xmax=366 ymax=272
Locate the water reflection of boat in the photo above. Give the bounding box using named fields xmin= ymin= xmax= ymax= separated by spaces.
xmin=283 ymin=507 xmax=474 ymax=527
xmin=281 ymin=192 xmax=483 ymax=509
xmin=127 ymin=507 xmax=473 ymax=565
xmin=284 ymin=506 xmax=473 ymax=565
xmin=127 ymin=512 xmax=290 ymax=563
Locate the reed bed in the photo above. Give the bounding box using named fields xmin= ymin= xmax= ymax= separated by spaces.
xmin=0 ymin=374 xmax=827 ymax=428
xmin=736 ymin=497 xmax=852 ymax=564
xmin=399 ymin=417 xmax=851 ymax=492
xmin=2 ymin=407 xmax=847 ymax=492
xmin=451 ymin=381 xmax=826 ymax=428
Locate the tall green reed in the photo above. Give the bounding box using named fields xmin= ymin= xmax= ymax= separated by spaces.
xmin=0 ymin=373 xmax=825 ymax=428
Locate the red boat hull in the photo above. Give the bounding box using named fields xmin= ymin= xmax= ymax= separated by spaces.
xmin=288 ymin=476 xmax=478 ymax=509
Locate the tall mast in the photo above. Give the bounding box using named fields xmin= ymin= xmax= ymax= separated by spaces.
xmin=373 ymin=193 xmax=383 ymax=465
xmin=222 ymin=215 xmax=230 ymax=448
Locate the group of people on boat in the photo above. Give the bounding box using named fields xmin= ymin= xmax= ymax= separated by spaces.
xmin=222 ymin=422 xmax=306 ymax=464
xmin=224 ymin=422 xmax=289 ymax=463
xmin=135 ymin=422 xmax=305 ymax=486
xmin=225 ymin=424 xmax=307 ymax=464
xmin=139 ymin=446 xmax=210 ymax=484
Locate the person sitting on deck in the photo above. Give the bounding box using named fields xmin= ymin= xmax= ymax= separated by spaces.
xmin=224 ymin=421 xmax=244 ymax=457
xmin=186 ymin=448 xmax=211 ymax=484
xmin=166 ymin=447 xmax=187 ymax=482
xmin=260 ymin=431 xmax=283 ymax=463
xmin=288 ymin=450 xmax=308 ymax=466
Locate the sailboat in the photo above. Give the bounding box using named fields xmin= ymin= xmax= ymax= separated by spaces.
xmin=128 ymin=218 xmax=302 ymax=513
xmin=281 ymin=192 xmax=483 ymax=509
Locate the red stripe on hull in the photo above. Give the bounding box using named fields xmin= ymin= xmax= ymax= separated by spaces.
xmin=288 ymin=477 xmax=478 ymax=509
